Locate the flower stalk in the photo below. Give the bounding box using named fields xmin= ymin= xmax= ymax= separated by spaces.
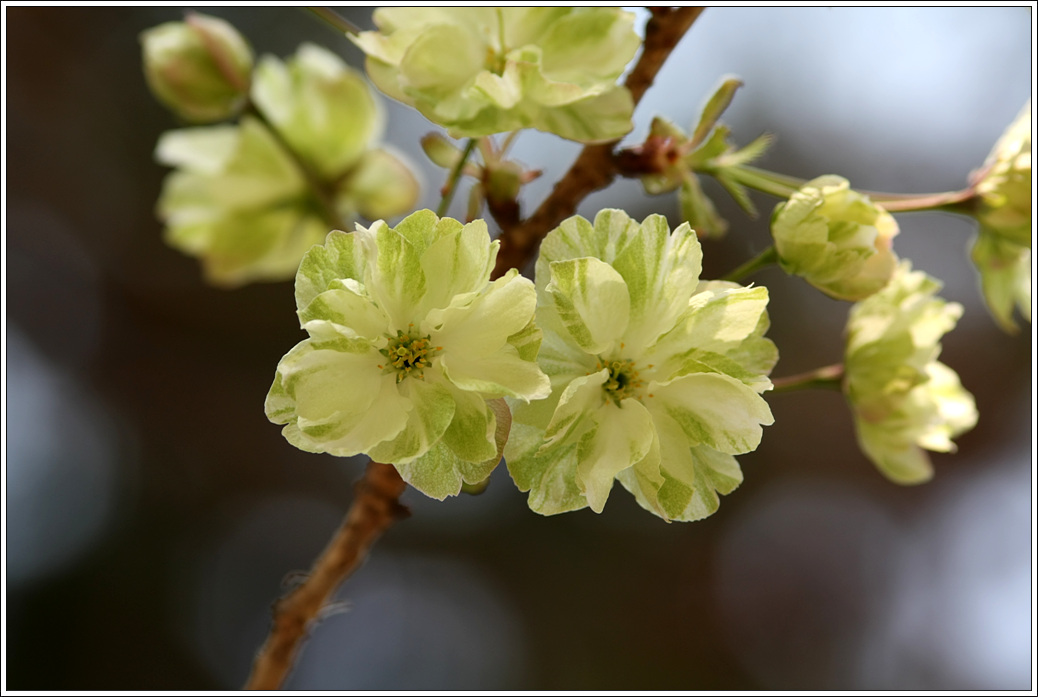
xmin=727 ymin=164 xmax=978 ymax=213
xmin=436 ymin=138 xmax=477 ymax=218
xmin=306 ymin=7 xmax=362 ymax=37
xmin=770 ymin=364 xmax=844 ymax=393
xmin=722 ymin=245 xmax=778 ymax=283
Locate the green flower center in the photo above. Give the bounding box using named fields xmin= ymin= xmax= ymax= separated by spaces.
xmin=380 ymin=328 xmax=440 ymax=383
xmin=599 ymin=358 xmax=644 ymax=406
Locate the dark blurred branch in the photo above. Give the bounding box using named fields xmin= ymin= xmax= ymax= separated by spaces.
xmin=245 ymin=461 xmax=409 ymax=690
xmin=492 ymin=7 xmax=705 ymax=277
xmin=307 ymin=7 xmax=362 ymax=36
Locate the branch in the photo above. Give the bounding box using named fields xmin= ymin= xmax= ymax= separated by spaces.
xmin=492 ymin=6 xmax=705 ymax=277
xmin=245 ymin=461 xmax=409 ymax=690
xmin=246 ymin=9 xmax=707 ymax=689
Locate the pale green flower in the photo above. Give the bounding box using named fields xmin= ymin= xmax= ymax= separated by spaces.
xmin=266 ymin=210 xmax=550 ymax=500
xmin=970 ymin=103 xmax=1031 ymax=332
xmin=155 ymin=44 xmax=418 ymax=287
xmin=772 ymin=175 xmax=900 ymax=301
xmin=970 ymin=233 xmax=1031 ymax=333
xmin=351 ymin=8 xmax=640 ymax=143
xmin=141 ymin=12 xmax=253 ymax=123
xmin=505 ymin=210 xmax=777 ymax=521
xmin=844 ymin=262 xmax=977 ymax=484
xmin=974 ymin=102 xmax=1031 ymax=247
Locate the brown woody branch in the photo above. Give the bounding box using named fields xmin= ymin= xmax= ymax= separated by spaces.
xmin=492 ymin=6 xmax=705 ymax=277
xmin=245 ymin=8 xmax=705 ymax=690
xmin=244 ymin=461 xmax=409 ymax=689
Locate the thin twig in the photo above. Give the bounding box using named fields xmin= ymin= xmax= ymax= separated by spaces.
xmin=437 ymin=138 xmax=477 ymax=218
xmin=245 ymin=461 xmax=409 ymax=690
xmin=245 ymin=105 xmax=349 ymax=231
xmin=722 ymin=245 xmax=778 ymax=283
xmin=770 ymin=364 xmax=845 ymax=393
xmin=307 ymin=7 xmax=363 ymax=36
xmin=492 ymin=7 xmax=705 ymax=277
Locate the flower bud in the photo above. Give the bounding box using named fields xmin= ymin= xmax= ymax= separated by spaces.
xmin=141 ymin=12 xmax=252 ymax=123
xmin=771 ymin=175 xmax=899 ymax=301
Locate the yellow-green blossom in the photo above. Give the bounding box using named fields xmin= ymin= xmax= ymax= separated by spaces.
xmin=974 ymin=102 xmax=1031 ymax=247
xmin=772 ymin=175 xmax=899 ymax=301
xmin=155 ymin=44 xmax=418 ymax=287
xmin=970 ymin=103 xmax=1031 ymax=332
xmin=506 ymin=210 xmax=777 ymax=521
xmin=843 ymin=262 xmax=977 ymax=484
xmin=351 ymin=8 xmax=640 ymax=143
xmin=141 ymin=12 xmax=253 ymax=123
xmin=266 ymin=211 xmax=550 ymax=500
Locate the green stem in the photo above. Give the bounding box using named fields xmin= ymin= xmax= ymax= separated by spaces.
xmin=437 ymin=139 xmax=477 ymax=218
xmin=246 ymin=104 xmax=348 ymax=231
xmin=770 ymin=364 xmax=845 ymax=393
xmin=727 ymin=164 xmax=977 ymax=212
xmin=868 ymin=188 xmax=977 ymax=212
xmin=722 ymin=245 xmax=778 ymax=283
xmin=306 ymin=7 xmax=362 ymax=36
xmin=725 ymin=165 xmax=804 ymax=198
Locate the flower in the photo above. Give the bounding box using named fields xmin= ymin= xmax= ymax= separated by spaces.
xmin=505 ymin=210 xmax=777 ymax=521
xmin=970 ymin=234 xmax=1031 ymax=333
xmin=155 ymin=44 xmax=418 ymax=287
xmin=266 ymin=210 xmax=551 ymax=500
xmin=141 ymin=12 xmax=253 ymax=123
xmin=843 ymin=262 xmax=977 ymax=484
xmin=351 ymin=8 xmax=640 ymax=143
xmin=974 ymin=102 xmax=1031 ymax=247
xmin=771 ymin=175 xmax=899 ymax=301
xmin=969 ymin=102 xmax=1031 ymax=332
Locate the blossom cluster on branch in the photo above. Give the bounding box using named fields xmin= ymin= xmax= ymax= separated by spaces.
xmin=140 ymin=8 xmax=1031 ymax=518
xmin=140 ymin=8 xmax=1030 ymax=689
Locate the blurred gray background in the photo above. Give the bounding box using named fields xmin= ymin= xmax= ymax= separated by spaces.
xmin=4 ymin=6 xmax=1033 ymax=690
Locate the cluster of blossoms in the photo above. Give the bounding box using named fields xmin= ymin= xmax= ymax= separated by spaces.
xmin=138 ymin=9 xmax=1026 ymax=524
xmin=145 ymin=16 xmax=417 ymax=286
xmin=267 ymin=210 xmax=777 ymax=519
xmin=842 ymin=263 xmax=977 ymax=483
xmin=351 ymin=8 xmax=641 ymax=143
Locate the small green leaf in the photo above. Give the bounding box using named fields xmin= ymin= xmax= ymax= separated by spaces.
xmin=690 ymin=76 xmax=743 ymax=149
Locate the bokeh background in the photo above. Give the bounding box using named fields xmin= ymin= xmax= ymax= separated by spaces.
xmin=4 ymin=6 xmax=1034 ymax=690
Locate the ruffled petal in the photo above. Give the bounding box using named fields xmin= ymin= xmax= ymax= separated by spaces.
xmin=651 ymin=372 xmax=774 ymax=455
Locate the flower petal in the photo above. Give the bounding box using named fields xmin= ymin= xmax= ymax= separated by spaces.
xmin=576 ymin=398 xmax=656 ymax=513
xmin=298 ymin=286 xmax=390 ymax=340
xmin=505 ymin=422 xmax=586 ymax=515
xmin=367 ymin=377 xmax=455 ymax=465
xmin=546 ymin=256 xmax=630 ymax=355
xmin=393 ymin=441 xmax=465 ymax=501
xmin=440 ymin=386 xmax=497 ymax=464
xmin=418 ymin=218 xmax=497 ymax=315
xmin=295 ymin=229 xmax=367 ymax=312
xmin=651 ymin=372 xmax=774 ymax=455
xmin=542 ymin=369 xmax=607 ymax=450
xmin=610 ymin=214 xmax=702 ymax=352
